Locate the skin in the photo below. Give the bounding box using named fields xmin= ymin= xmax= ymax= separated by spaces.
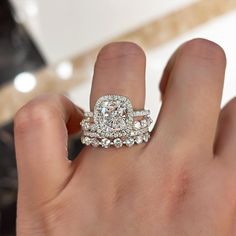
xmin=14 ymin=39 xmax=236 ymax=235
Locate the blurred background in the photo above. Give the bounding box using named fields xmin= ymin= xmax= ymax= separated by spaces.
xmin=0 ymin=0 xmax=236 ymax=235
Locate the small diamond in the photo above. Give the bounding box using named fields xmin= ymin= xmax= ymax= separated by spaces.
xmin=130 ymin=130 xmax=135 ymax=136
xmin=141 ymin=119 xmax=147 ymax=128
xmin=90 ymin=124 xmax=97 ymax=132
xmin=143 ymin=133 xmax=150 ymax=142
xmin=83 ymin=137 xmax=91 ymax=145
xmin=126 ymin=137 xmax=135 ymax=147
xmin=134 ymin=121 xmax=141 ymax=130
xmin=101 ymin=138 xmax=111 ymax=148
xmin=113 ymin=138 xmax=123 ymax=148
xmin=91 ymin=138 xmax=99 ymax=147
xmin=147 ymin=117 xmax=153 ymax=126
xmin=84 ymin=112 xmax=93 ymax=117
xmin=81 ymin=136 xmax=86 ymax=144
xmin=83 ymin=122 xmax=90 ymax=130
xmin=135 ymin=135 xmax=143 ymax=144
xmin=121 ymin=130 xmax=126 ymax=135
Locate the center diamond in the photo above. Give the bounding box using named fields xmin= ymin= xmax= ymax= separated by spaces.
xmin=94 ymin=95 xmax=133 ymax=136
xmin=100 ymin=100 xmax=127 ymax=130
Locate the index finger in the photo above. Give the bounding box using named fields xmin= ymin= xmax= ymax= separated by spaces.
xmin=14 ymin=94 xmax=83 ymax=202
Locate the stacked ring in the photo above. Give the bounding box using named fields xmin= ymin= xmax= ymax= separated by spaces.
xmin=80 ymin=95 xmax=152 ymax=148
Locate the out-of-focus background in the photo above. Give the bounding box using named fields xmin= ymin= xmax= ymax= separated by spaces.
xmin=0 ymin=0 xmax=236 ymax=234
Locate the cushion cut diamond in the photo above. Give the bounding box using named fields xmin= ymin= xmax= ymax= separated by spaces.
xmin=94 ymin=95 xmax=133 ymax=137
xmin=100 ymin=100 xmax=127 ymax=130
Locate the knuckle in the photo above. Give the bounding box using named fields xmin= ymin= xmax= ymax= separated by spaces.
xmin=97 ymin=41 xmax=146 ymax=62
xmin=159 ymin=151 xmax=194 ymax=204
xmin=163 ymin=164 xmax=191 ymax=211
xmin=14 ymin=95 xmax=60 ymax=133
xmin=180 ymin=38 xmax=226 ymax=65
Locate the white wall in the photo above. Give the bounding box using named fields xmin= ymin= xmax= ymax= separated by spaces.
xmin=11 ymin=0 xmax=197 ymax=63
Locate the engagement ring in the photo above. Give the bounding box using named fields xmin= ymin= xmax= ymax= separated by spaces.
xmin=80 ymin=95 xmax=152 ymax=148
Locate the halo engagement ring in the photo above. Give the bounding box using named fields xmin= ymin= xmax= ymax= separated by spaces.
xmin=80 ymin=95 xmax=152 ymax=148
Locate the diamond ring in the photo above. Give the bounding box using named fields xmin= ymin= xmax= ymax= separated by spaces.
xmin=80 ymin=95 xmax=152 ymax=148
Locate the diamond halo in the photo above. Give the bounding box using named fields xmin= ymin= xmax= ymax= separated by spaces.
xmin=94 ymin=95 xmax=133 ymax=138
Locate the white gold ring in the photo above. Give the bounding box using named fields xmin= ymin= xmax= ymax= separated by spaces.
xmin=80 ymin=95 xmax=152 ymax=148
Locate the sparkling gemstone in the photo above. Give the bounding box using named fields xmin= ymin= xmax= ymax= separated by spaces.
xmin=134 ymin=121 xmax=141 ymax=130
xmin=91 ymin=138 xmax=99 ymax=147
xmin=94 ymin=96 xmax=133 ymax=136
xmin=130 ymin=130 xmax=135 ymax=136
xmin=101 ymin=138 xmax=111 ymax=148
xmin=83 ymin=137 xmax=91 ymax=145
xmin=143 ymin=133 xmax=150 ymax=142
xmin=141 ymin=119 xmax=147 ymax=128
xmin=81 ymin=136 xmax=86 ymax=144
xmin=90 ymin=124 xmax=97 ymax=132
xmin=113 ymin=138 xmax=123 ymax=148
xmin=147 ymin=117 xmax=153 ymax=126
xmin=135 ymin=135 xmax=143 ymax=144
xmin=84 ymin=112 xmax=93 ymax=117
xmin=81 ymin=121 xmax=90 ymax=131
xmin=126 ymin=137 xmax=135 ymax=147
xmin=121 ymin=130 xmax=126 ymax=135
xmin=99 ymin=100 xmax=128 ymax=130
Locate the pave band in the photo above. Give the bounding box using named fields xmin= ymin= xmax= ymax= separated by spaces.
xmin=81 ymin=132 xmax=151 ymax=148
xmin=84 ymin=109 xmax=150 ymax=118
xmin=80 ymin=95 xmax=152 ymax=148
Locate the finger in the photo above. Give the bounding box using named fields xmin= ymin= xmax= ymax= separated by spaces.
xmin=214 ymin=98 xmax=236 ymax=163
xmin=90 ymin=42 xmax=146 ymax=109
xmin=159 ymin=47 xmax=180 ymax=99
xmin=152 ymin=38 xmax=226 ymax=155
xmin=83 ymin=42 xmax=146 ymax=155
xmin=89 ymin=42 xmax=146 ymax=151
xmin=159 ymin=44 xmax=188 ymax=99
xmin=14 ymin=94 xmax=83 ymax=202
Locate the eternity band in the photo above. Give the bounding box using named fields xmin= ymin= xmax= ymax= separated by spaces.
xmin=80 ymin=95 xmax=152 ymax=148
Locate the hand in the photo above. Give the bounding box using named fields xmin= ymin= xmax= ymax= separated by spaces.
xmin=14 ymin=39 xmax=236 ymax=235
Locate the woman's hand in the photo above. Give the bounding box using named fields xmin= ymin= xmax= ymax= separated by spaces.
xmin=14 ymin=39 xmax=236 ymax=235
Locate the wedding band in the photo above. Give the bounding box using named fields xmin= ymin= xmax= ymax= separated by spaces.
xmin=80 ymin=95 xmax=152 ymax=148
